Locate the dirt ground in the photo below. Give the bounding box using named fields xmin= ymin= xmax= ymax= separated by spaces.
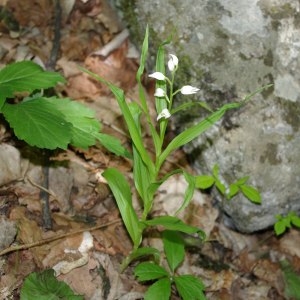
xmin=0 ymin=0 xmax=299 ymax=299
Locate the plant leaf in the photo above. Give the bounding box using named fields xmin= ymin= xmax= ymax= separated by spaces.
xmin=240 ymin=185 xmax=261 ymax=204
xmin=291 ymin=214 xmax=300 ymax=228
xmin=46 ymin=97 xmax=100 ymax=149
xmin=134 ymin=262 xmax=169 ymax=282
xmin=129 ymin=102 xmax=153 ymax=215
xmin=144 ymin=277 xmax=171 ymax=300
xmin=162 ymin=230 xmax=185 ymax=273
xmin=20 ymin=269 xmax=83 ymax=300
xmin=195 ymin=175 xmax=215 ymax=189
xmin=158 ymin=102 xmax=242 ymax=169
xmin=227 ymin=183 xmax=239 ymax=199
xmin=280 ymin=260 xmax=300 ymax=300
xmin=102 ymin=168 xmax=141 ymax=246
xmin=0 ymin=61 xmax=64 ymax=109
xmin=96 ymin=132 xmax=131 ymax=158
xmin=82 ymin=67 xmax=155 ymax=174
xmin=2 ymin=98 xmax=72 ymax=149
xmin=174 ymin=275 xmax=206 ymax=300
xmin=235 ymin=176 xmax=249 ymax=185
xmin=143 ymin=216 xmax=206 ymax=240
xmin=274 ymin=219 xmax=287 ymax=236
xmin=121 ymin=247 xmax=161 ymax=272
xmin=175 ymin=171 xmax=196 ymax=214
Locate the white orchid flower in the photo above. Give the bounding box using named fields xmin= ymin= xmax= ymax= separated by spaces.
xmin=167 ymin=54 xmax=179 ymax=72
xmin=157 ymin=108 xmax=171 ymax=121
xmin=148 ymin=72 xmax=166 ymax=81
xmin=180 ymin=85 xmax=200 ymax=95
xmin=154 ymin=88 xmax=166 ymax=97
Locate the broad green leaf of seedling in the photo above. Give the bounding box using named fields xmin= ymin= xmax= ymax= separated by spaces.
xmin=20 ymin=269 xmax=83 ymax=300
xmin=2 ymin=97 xmax=72 ymax=149
xmin=144 ymin=277 xmax=171 ymax=300
xmin=46 ymin=97 xmax=130 ymax=156
xmin=0 ymin=61 xmax=64 ymax=109
xmin=46 ymin=97 xmax=101 ymax=149
xmin=102 ymin=168 xmax=142 ymax=247
xmin=135 ymin=262 xmax=169 ymax=281
xmin=162 ymin=230 xmax=185 ymax=273
xmin=174 ymin=275 xmax=206 ymax=300
xmin=280 ymin=260 xmax=300 ymax=300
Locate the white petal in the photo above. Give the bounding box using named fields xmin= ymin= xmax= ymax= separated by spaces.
xmin=168 ymin=54 xmax=179 ymax=72
xmin=180 ymin=85 xmax=200 ymax=95
xmin=157 ymin=108 xmax=171 ymax=121
xmin=154 ymin=88 xmax=165 ymax=97
xmin=148 ymin=72 xmax=166 ymax=80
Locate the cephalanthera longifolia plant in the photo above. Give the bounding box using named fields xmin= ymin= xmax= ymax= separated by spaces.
xmin=84 ymin=26 xmax=271 ymax=299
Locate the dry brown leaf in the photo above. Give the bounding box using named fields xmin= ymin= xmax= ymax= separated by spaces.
xmin=279 ymin=229 xmax=300 ymax=258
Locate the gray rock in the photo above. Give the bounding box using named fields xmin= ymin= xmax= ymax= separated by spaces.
xmin=0 ymin=144 xmax=22 ymax=185
xmin=0 ymin=218 xmax=17 ymax=251
xmin=114 ymin=0 xmax=300 ymax=232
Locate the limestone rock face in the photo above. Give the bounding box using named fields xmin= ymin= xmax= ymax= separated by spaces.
xmin=114 ymin=0 xmax=300 ymax=232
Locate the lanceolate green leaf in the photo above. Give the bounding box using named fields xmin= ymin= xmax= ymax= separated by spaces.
xmin=2 ymin=98 xmax=72 ymax=149
xmin=195 ymin=175 xmax=215 ymax=189
xmin=102 ymin=168 xmax=141 ymax=246
xmin=157 ymin=102 xmax=242 ymax=169
xmin=175 ymin=171 xmax=196 ymax=214
xmin=143 ymin=216 xmax=206 ymax=240
xmin=82 ymin=68 xmax=155 ymax=174
xmin=129 ymin=102 xmax=153 ymax=215
xmin=240 ymin=185 xmax=261 ymax=204
xmin=135 ymin=25 xmax=161 ymax=158
xmin=96 ymin=132 xmax=131 ymax=158
xmin=0 ymin=61 xmax=64 ymax=109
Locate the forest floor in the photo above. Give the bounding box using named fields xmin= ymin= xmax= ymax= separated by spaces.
xmin=0 ymin=0 xmax=299 ymax=299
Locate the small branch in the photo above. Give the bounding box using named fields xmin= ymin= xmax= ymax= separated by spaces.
xmin=0 ymin=219 xmax=121 ymax=256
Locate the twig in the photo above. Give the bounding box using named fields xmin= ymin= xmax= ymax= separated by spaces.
xmin=92 ymin=29 xmax=129 ymax=57
xmin=0 ymin=219 xmax=121 ymax=256
xmin=27 ymin=176 xmax=57 ymax=199
xmin=41 ymin=0 xmax=62 ymax=230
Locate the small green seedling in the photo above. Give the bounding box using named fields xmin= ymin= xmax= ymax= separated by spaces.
xmin=20 ymin=269 xmax=83 ymax=300
xmin=135 ymin=230 xmax=206 ymax=300
xmin=195 ymin=164 xmax=261 ymax=204
xmin=274 ymin=211 xmax=300 ymax=236
xmin=0 ymin=60 xmax=129 ymax=156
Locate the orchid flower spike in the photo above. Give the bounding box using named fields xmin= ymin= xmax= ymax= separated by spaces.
xmin=168 ymin=54 xmax=179 ymax=72
xmin=148 ymin=72 xmax=166 ymax=81
xmin=180 ymin=85 xmax=200 ymax=95
xmin=154 ymin=88 xmax=165 ymax=97
xmin=157 ymin=108 xmax=171 ymax=121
